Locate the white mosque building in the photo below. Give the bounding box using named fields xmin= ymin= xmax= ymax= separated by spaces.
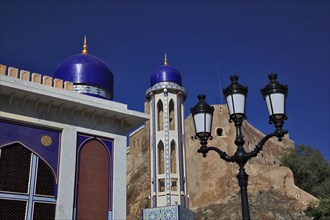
xmin=0 ymin=38 xmax=148 ymax=220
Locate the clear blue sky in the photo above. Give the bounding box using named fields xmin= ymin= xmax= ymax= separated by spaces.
xmin=0 ymin=1 xmax=329 ymax=160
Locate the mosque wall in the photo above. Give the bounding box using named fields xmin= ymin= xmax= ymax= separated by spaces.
xmin=56 ymin=126 xmax=77 ymax=219
xmin=0 ymin=115 xmax=127 ymax=219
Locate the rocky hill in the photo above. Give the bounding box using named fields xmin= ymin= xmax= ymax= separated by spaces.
xmin=194 ymin=189 xmax=309 ymax=220
xmin=127 ymin=104 xmax=316 ymax=220
xmin=127 ymin=124 xmax=150 ymax=220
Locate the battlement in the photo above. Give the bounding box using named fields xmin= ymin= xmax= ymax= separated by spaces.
xmin=0 ymin=64 xmax=73 ymax=91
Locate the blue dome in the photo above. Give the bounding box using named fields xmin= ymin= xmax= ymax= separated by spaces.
xmin=53 ymin=54 xmax=114 ymax=100
xmin=150 ymin=64 xmax=182 ymax=86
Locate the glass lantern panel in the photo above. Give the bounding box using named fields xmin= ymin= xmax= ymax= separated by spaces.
xmin=226 ymin=94 xmax=245 ymax=115
xmin=193 ymin=113 xmax=212 ymax=134
xmin=265 ymin=93 xmax=285 ymax=116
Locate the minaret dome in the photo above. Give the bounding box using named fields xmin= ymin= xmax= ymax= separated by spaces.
xmin=150 ymin=54 xmax=182 ymax=86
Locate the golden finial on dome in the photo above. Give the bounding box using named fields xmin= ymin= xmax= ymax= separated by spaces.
xmin=164 ymin=53 xmax=167 ymax=65
xmin=82 ymin=35 xmax=88 ymax=54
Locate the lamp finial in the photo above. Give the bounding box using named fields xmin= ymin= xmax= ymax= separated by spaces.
xmin=268 ymin=73 xmax=278 ymax=81
xmin=197 ymin=94 xmax=206 ymax=101
xmin=230 ymin=75 xmax=239 ymax=82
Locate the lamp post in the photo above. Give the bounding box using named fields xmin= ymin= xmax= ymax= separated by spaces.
xmin=190 ymin=73 xmax=288 ymax=220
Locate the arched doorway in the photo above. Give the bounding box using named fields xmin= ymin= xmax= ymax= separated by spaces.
xmin=76 ymin=139 xmax=110 ymax=220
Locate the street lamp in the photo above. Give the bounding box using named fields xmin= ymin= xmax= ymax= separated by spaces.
xmin=190 ymin=73 xmax=288 ymax=220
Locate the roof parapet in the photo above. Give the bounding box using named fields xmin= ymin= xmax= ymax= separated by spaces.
xmin=0 ymin=64 xmax=73 ymax=91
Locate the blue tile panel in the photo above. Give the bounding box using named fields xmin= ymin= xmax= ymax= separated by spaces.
xmin=143 ymin=206 xmax=177 ymax=220
xmin=53 ymin=54 xmax=114 ymax=100
xmin=142 ymin=205 xmax=195 ymax=220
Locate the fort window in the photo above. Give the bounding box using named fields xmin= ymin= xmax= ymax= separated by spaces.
xmin=216 ymin=127 xmax=224 ymax=136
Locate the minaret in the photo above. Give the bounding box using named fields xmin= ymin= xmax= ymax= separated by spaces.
xmin=145 ymin=55 xmax=188 ymax=208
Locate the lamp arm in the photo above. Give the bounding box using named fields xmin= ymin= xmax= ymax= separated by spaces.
xmin=246 ymin=133 xmax=275 ymax=159
xmin=209 ymin=146 xmax=234 ymax=162
xmin=198 ymin=145 xmax=234 ymax=162
xmin=246 ymin=122 xmax=289 ymax=159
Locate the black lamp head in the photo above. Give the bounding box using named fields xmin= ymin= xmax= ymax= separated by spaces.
xmin=190 ymin=94 xmax=214 ymax=139
xmin=223 ymin=75 xmax=248 ymax=121
xmin=261 ymin=73 xmax=288 ymax=123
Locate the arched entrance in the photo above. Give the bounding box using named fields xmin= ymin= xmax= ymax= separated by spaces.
xmin=76 ymin=139 xmax=111 ymax=220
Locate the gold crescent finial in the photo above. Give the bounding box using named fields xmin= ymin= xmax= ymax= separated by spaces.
xmin=82 ymin=35 xmax=88 ymax=54
xmin=164 ymin=53 xmax=167 ymax=65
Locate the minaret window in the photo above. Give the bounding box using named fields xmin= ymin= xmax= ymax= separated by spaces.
xmin=170 ymin=140 xmax=176 ymax=174
xmin=157 ymin=100 xmax=164 ymax=131
xmin=169 ymin=99 xmax=175 ymax=130
xmin=158 ymin=179 xmax=165 ymax=192
xmin=171 ymin=178 xmax=178 ymax=191
xmin=158 ymin=141 xmax=165 ymax=174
